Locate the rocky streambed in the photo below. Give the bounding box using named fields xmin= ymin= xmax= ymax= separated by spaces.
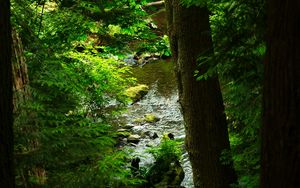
xmin=116 ymin=60 xmax=194 ymax=187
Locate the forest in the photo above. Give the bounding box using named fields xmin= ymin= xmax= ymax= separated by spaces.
xmin=0 ymin=0 xmax=299 ymax=187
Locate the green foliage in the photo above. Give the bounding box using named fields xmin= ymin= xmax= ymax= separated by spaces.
xmin=14 ymin=49 xmax=137 ymax=186
xmin=137 ymin=35 xmax=171 ymax=57
xmin=180 ymin=0 xmax=207 ymax=7
xmin=147 ymin=138 xmax=182 ymax=164
xmin=12 ymin=0 xmax=158 ymax=186
xmin=143 ymin=138 xmax=183 ymax=186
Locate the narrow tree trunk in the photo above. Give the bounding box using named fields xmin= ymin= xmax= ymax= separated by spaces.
xmin=166 ymin=1 xmax=236 ymax=187
xmin=0 ymin=0 xmax=14 ymax=187
xmin=261 ymin=1 xmax=300 ymax=187
xmin=12 ymin=29 xmax=29 ymax=111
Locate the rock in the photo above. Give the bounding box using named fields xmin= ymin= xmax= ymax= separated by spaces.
xmin=146 ymin=159 xmax=184 ymax=187
xmin=163 ymin=132 xmax=175 ymax=140
xmin=117 ymin=128 xmax=128 ymax=132
xmin=125 ymin=84 xmax=149 ymax=103
xmin=167 ymin=133 xmax=174 ymax=140
xmin=116 ymin=131 xmax=131 ymax=138
xmin=129 ymin=143 xmax=138 ymax=147
xmin=127 ymin=134 xmax=141 ymax=144
xmin=151 ymin=132 xmax=159 ymax=139
xmin=130 ymin=157 xmax=141 ymax=176
xmin=143 ymin=131 xmax=152 ymax=137
xmin=154 ymin=163 xmax=184 ymax=187
xmin=123 ymin=124 xmax=134 ymax=129
xmin=144 ymin=113 xmax=160 ymax=123
xmin=142 ymin=131 xmax=158 ymax=139
xmin=133 ymin=117 xmax=144 ymax=124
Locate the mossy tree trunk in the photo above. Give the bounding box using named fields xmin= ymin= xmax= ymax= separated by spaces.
xmin=165 ymin=1 xmax=236 ymax=187
xmin=0 ymin=0 xmax=14 ymax=187
xmin=261 ymin=1 xmax=300 ymax=187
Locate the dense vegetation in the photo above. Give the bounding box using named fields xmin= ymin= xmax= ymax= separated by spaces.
xmin=0 ymin=0 xmax=298 ymax=187
xmin=12 ymin=0 xmax=166 ymax=186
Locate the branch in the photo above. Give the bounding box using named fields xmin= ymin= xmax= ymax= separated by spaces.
xmin=145 ymin=1 xmax=165 ymax=7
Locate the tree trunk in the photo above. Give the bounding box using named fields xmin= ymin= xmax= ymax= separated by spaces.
xmin=165 ymin=1 xmax=236 ymax=187
xmin=261 ymin=1 xmax=300 ymax=187
xmin=12 ymin=29 xmax=29 ymax=112
xmin=0 ymin=0 xmax=14 ymax=187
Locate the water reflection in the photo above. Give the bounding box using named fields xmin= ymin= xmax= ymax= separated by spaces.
xmin=130 ymin=60 xmax=177 ymax=97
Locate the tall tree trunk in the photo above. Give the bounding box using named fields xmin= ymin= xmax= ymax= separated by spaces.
xmin=261 ymin=1 xmax=300 ymax=187
xmin=12 ymin=29 xmax=29 ymax=111
xmin=0 ymin=0 xmax=14 ymax=187
xmin=165 ymin=1 xmax=236 ymax=187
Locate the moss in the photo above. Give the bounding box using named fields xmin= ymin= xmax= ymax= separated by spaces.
xmin=125 ymin=84 xmax=149 ymax=102
xmin=116 ymin=131 xmax=131 ymax=138
xmin=144 ymin=114 xmax=160 ymax=123
xmin=133 ymin=118 xmax=144 ymax=123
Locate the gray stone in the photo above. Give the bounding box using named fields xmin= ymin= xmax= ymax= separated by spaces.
xmin=127 ymin=134 xmax=141 ymax=144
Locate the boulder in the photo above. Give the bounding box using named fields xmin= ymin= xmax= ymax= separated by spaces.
xmin=133 ymin=117 xmax=144 ymax=124
xmin=116 ymin=130 xmax=131 ymax=138
xmin=127 ymin=134 xmax=141 ymax=144
xmin=167 ymin=133 xmax=174 ymax=140
xmin=154 ymin=161 xmax=184 ymax=187
xmin=130 ymin=157 xmax=141 ymax=176
xmin=144 ymin=113 xmax=160 ymax=123
xmin=151 ymin=132 xmax=159 ymax=139
xmin=123 ymin=124 xmax=135 ymax=129
xmin=125 ymin=84 xmax=149 ymax=102
xmin=146 ymin=159 xmax=184 ymax=187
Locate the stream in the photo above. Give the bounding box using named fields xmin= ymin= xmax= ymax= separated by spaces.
xmin=119 ymin=60 xmax=194 ymax=187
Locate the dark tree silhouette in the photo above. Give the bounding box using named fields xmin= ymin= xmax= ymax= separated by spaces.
xmin=165 ymin=0 xmax=236 ymax=187
xmin=261 ymin=1 xmax=300 ymax=187
xmin=0 ymin=0 xmax=14 ymax=187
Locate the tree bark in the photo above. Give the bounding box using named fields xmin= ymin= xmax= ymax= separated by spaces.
xmin=0 ymin=0 xmax=14 ymax=187
xmin=12 ymin=29 xmax=29 ymax=112
xmin=165 ymin=1 xmax=236 ymax=187
xmin=261 ymin=1 xmax=300 ymax=187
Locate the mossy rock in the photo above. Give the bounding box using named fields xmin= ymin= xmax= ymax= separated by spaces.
xmin=116 ymin=131 xmax=131 ymax=138
xmin=133 ymin=118 xmax=144 ymax=123
xmin=127 ymin=134 xmax=141 ymax=144
xmin=125 ymin=84 xmax=149 ymax=102
xmin=144 ymin=114 xmax=160 ymax=123
xmin=146 ymin=159 xmax=184 ymax=187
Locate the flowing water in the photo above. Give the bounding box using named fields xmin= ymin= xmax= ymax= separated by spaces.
xmin=120 ymin=60 xmax=194 ymax=187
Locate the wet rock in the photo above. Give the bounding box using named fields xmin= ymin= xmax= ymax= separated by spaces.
xmin=129 ymin=143 xmax=138 ymax=147
xmin=123 ymin=124 xmax=135 ymax=129
xmin=163 ymin=132 xmax=175 ymax=140
xmin=136 ymin=52 xmax=159 ymax=65
xmin=125 ymin=84 xmax=149 ymax=103
xmin=167 ymin=133 xmax=174 ymax=140
xmin=144 ymin=113 xmax=160 ymax=123
xmin=155 ymin=161 xmax=185 ymax=187
xmin=116 ymin=130 xmax=131 ymax=138
xmin=133 ymin=117 xmax=144 ymax=124
xmin=146 ymin=159 xmax=185 ymax=187
xmin=127 ymin=134 xmax=141 ymax=144
xmin=117 ymin=128 xmax=128 ymax=132
xmin=151 ymin=132 xmax=159 ymax=139
xmin=143 ymin=131 xmax=151 ymax=137
xmin=130 ymin=157 xmax=141 ymax=176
